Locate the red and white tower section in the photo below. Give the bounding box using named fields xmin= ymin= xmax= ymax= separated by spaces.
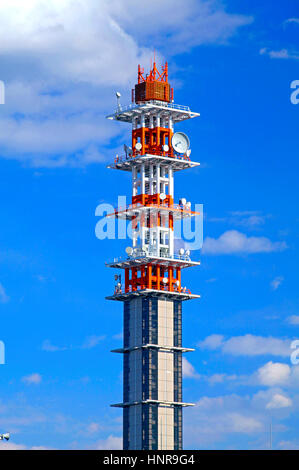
xmin=105 ymin=62 xmax=200 ymax=450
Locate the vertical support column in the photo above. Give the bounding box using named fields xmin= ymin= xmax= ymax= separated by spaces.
xmin=132 ymin=165 xmax=137 ymax=197
xmin=169 ymin=267 xmax=173 ymax=291
xmin=156 ymin=113 xmax=161 ymax=149
xmin=157 ymin=163 xmax=161 ymax=196
xmin=141 ymin=163 xmax=145 ymax=203
xmin=149 ymin=114 xmax=154 ymax=150
xmin=169 ymin=166 xmax=174 ymax=200
xmin=140 ymin=113 xmax=145 ymax=155
xmin=157 ymin=265 xmax=161 ymax=290
xmin=147 ymin=264 xmax=152 ymax=289
xmin=177 ymin=268 xmax=181 ymax=292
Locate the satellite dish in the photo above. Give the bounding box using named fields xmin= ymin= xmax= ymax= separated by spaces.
xmin=185 ymin=201 xmax=191 ymax=209
xmin=124 ymin=144 xmax=132 ymax=156
xmin=179 ymin=198 xmax=187 ymax=206
xmin=179 ymin=248 xmax=185 ymax=256
xmin=125 ymin=246 xmax=133 ymax=256
xmin=186 ymin=149 xmax=192 ymax=157
xmin=175 ymin=280 xmax=180 ymax=287
xmin=185 ymin=250 xmax=190 ymax=256
xmin=135 ymin=142 xmax=142 ymax=151
xmin=163 ymin=144 xmax=169 ymax=152
xmin=171 ymin=132 xmax=190 ymax=154
xmin=162 ymin=277 xmax=168 ymax=284
xmin=160 ymin=193 xmax=166 ymax=201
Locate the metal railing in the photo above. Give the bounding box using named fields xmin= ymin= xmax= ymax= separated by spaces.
xmin=113 ymin=152 xmax=191 ymax=164
xmin=114 ymin=100 xmax=191 ymax=115
xmin=106 ymin=251 xmax=197 ymax=265
xmin=113 ymin=283 xmax=192 ymax=296
xmin=112 ymin=201 xmax=194 ymax=215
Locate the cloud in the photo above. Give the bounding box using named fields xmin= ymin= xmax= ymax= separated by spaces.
xmin=207 ymin=373 xmax=238 ymax=385
xmin=257 ymin=362 xmax=291 ymax=387
xmin=42 ymin=335 xmax=105 ymax=352
xmin=87 ymin=422 xmax=100 ymax=434
xmin=202 ymin=230 xmax=287 ymax=255
xmin=0 ymin=441 xmax=52 ymax=450
xmin=42 ymin=340 xmax=67 ymax=352
xmin=271 ymin=276 xmax=284 ymax=291
xmin=198 ymin=334 xmax=291 ymax=357
xmin=287 ymin=316 xmax=299 ymax=325
xmin=209 ymin=211 xmax=270 ymax=229
xmin=111 ymin=0 xmax=253 ymax=53
xmin=0 ymin=0 xmax=252 ymax=167
xmin=0 ymin=283 xmax=9 ymax=303
xmin=21 ymin=373 xmax=42 ymax=385
xmin=285 ymin=18 xmax=299 ymax=26
xmin=266 ymin=393 xmax=292 ymax=409
xmin=260 ymin=47 xmax=299 ymax=60
xmin=182 ymin=358 xmax=200 ymax=379
xmin=198 ymin=334 xmax=224 ymax=350
xmin=184 ymin=393 xmax=265 ymax=447
xmin=279 ymin=440 xmax=299 ymax=450
xmin=81 ymin=335 xmax=105 ymax=349
xmin=92 ymin=435 xmax=122 ymax=450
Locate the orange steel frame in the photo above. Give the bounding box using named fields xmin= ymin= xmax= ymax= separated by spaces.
xmin=131 ymin=208 xmax=174 ymax=230
xmin=132 ymin=193 xmax=174 ymax=208
xmin=132 ymin=61 xmax=174 ymax=104
xmin=138 ymin=61 xmax=168 ymax=84
xmin=125 ymin=265 xmax=181 ymax=293
xmin=132 ymin=126 xmax=173 ymax=157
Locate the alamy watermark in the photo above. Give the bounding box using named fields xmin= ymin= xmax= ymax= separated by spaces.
xmin=0 ymin=80 xmax=5 ymax=105
xmin=95 ymin=197 xmax=203 ymax=251
xmin=0 ymin=341 xmax=5 ymax=365
xmin=290 ymin=80 xmax=299 ymax=105
xmin=290 ymin=340 xmax=299 ymax=365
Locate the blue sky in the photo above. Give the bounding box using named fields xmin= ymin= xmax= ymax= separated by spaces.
xmin=0 ymin=0 xmax=299 ymax=450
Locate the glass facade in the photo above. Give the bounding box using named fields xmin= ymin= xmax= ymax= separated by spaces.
xmin=123 ymin=297 xmax=183 ymax=450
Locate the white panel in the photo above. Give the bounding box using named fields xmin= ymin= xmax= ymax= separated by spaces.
xmin=158 ymin=406 xmax=174 ymax=450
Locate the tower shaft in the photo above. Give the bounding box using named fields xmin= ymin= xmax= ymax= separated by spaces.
xmin=106 ymin=62 xmax=200 ymax=450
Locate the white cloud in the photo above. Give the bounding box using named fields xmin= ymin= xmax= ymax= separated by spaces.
xmin=260 ymin=47 xmax=299 ymax=60
xmin=110 ymin=0 xmax=253 ymax=53
xmin=266 ymin=393 xmax=292 ymax=409
xmin=81 ymin=335 xmax=105 ymax=349
xmin=285 ymin=18 xmax=299 ymax=25
xmin=257 ymin=362 xmax=291 ymax=387
xmin=207 ymin=373 xmax=237 ymax=385
xmin=279 ymin=440 xmax=299 ymax=450
xmin=0 ymin=441 xmax=52 ymax=450
xmin=0 ymin=0 xmax=252 ymax=166
xmin=287 ymin=315 xmax=299 ymax=325
xmin=210 ymin=211 xmax=270 ymax=228
xmin=87 ymin=422 xmax=100 ymax=434
xmin=93 ymin=434 xmax=122 ymax=450
xmin=42 ymin=339 xmax=67 ymax=352
xmin=202 ymin=230 xmax=287 ymax=255
xmin=0 ymin=283 xmax=9 ymax=303
xmin=42 ymin=335 xmax=105 ymax=352
xmin=21 ymin=373 xmax=42 ymax=385
xmin=198 ymin=334 xmax=224 ymax=350
xmin=182 ymin=358 xmax=200 ymax=379
xmin=184 ymin=394 xmax=264 ymax=447
xmin=199 ymin=334 xmax=291 ymax=357
xmin=271 ymin=276 xmax=284 ymax=290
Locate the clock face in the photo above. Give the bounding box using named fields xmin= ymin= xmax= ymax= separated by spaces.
xmin=171 ymin=132 xmax=190 ymax=154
